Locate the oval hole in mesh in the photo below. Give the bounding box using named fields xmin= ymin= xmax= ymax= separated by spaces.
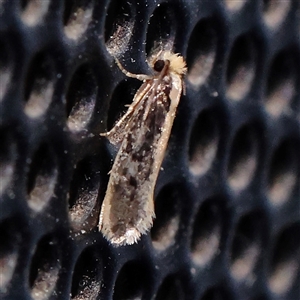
xmin=151 ymin=184 xmax=181 ymax=251
xmin=24 ymin=52 xmax=55 ymax=118
xmin=263 ymin=0 xmax=291 ymax=28
xmin=64 ymin=0 xmax=95 ymax=40
xmin=268 ymin=223 xmax=300 ymax=295
xmin=267 ymin=139 xmax=299 ymax=205
xmin=21 ymin=0 xmax=50 ymax=26
xmin=26 ymin=143 xmax=58 ymax=212
xmin=230 ymin=211 xmax=266 ymax=281
xmin=66 ymin=64 xmax=98 ymax=132
xmin=113 ymin=261 xmax=148 ymax=300
xmin=190 ymin=197 xmax=226 ymax=266
xmin=187 ymin=18 xmax=217 ymax=89
xmin=71 ymin=246 xmax=102 ymax=299
xmin=146 ymin=3 xmax=176 ymax=56
xmin=29 ymin=233 xmax=61 ymax=300
xmin=68 ymin=155 xmax=101 ymax=232
xmin=265 ymin=48 xmax=298 ymax=117
xmin=188 ymin=109 xmax=219 ymax=176
xmin=105 ymin=0 xmax=135 ymax=56
xmin=227 ymin=124 xmax=259 ymax=192
xmin=226 ymin=33 xmax=259 ymax=101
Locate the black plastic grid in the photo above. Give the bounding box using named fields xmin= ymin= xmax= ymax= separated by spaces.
xmin=0 ymin=0 xmax=300 ymax=299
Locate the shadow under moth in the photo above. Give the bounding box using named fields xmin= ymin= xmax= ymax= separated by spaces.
xmin=99 ymin=50 xmax=187 ymax=246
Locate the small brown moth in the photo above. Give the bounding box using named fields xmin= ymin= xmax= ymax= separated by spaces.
xmin=99 ymin=50 xmax=187 ymax=246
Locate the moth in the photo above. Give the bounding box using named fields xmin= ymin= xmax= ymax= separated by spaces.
xmin=99 ymin=50 xmax=187 ymax=246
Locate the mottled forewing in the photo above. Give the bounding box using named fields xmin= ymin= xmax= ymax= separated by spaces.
xmin=99 ymin=73 xmax=183 ymax=245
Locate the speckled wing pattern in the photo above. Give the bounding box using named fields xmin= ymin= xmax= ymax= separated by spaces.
xmin=99 ymin=51 xmax=186 ymax=246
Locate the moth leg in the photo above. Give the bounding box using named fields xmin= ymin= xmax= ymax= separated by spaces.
xmin=100 ymin=119 xmax=128 ymax=138
xmin=115 ymin=58 xmax=152 ymax=81
xmin=100 ymin=97 xmax=138 ymax=138
xmin=100 ymin=99 xmax=141 ymax=144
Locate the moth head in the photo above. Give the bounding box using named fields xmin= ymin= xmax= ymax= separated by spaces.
xmin=150 ymin=50 xmax=187 ymax=76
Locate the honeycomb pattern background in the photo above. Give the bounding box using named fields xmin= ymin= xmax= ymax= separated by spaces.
xmin=0 ymin=0 xmax=299 ymax=299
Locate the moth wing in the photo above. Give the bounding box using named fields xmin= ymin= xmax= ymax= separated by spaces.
xmin=99 ymin=84 xmax=161 ymax=245
xmin=151 ymin=73 xmax=183 ymax=172
xmin=99 ymin=73 xmax=184 ymax=246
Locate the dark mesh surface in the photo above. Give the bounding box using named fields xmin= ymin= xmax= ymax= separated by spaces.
xmin=0 ymin=0 xmax=300 ymax=299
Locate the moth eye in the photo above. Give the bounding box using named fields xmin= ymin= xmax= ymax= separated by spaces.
xmin=153 ymin=59 xmax=165 ymax=72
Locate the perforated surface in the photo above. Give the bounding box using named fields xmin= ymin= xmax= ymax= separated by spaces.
xmin=0 ymin=0 xmax=300 ymax=300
